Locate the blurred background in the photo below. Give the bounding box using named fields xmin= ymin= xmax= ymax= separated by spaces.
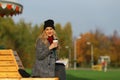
xmin=0 ymin=0 xmax=120 ymax=70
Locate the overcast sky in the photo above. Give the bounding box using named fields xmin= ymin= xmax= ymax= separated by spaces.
xmin=13 ymin=0 xmax=120 ymax=37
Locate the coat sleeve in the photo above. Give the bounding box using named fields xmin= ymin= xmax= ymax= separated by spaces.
xmin=36 ymin=39 xmax=51 ymax=60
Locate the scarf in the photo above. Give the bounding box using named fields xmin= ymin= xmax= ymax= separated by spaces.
xmin=47 ymin=36 xmax=54 ymax=44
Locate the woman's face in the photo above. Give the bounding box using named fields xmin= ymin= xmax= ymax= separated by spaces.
xmin=45 ymin=27 xmax=54 ymax=37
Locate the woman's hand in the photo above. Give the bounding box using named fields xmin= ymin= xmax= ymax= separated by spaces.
xmin=49 ymin=42 xmax=58 ymax=50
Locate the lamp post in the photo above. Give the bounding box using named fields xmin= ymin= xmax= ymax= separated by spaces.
xmin=65 ymin=46 xmax=71 ymax=68
xmin=87 ymin=42 xmax=94 ymax=67
xmin=74 ymin=36 xmax=81 ymax=70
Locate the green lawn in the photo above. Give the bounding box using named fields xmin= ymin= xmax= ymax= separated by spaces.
xmin=26 ymin=69 xmax=120 ymax=80
xmin=66 ymin=69 xmax=120 ymax=80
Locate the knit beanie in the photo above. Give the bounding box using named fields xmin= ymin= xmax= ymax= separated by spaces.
xmin=44 ymin=19 xmax=55 ymax=30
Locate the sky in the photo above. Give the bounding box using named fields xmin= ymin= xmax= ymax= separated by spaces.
xmin=13 ymin=0 xmax=120 ymax=37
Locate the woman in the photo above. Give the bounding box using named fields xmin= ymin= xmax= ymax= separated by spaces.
xmin=32 ymin=19 xmax=58 ymax=77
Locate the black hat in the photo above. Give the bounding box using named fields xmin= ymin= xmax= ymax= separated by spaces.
xmin=44 ymin=19 xmax=55 ymax=30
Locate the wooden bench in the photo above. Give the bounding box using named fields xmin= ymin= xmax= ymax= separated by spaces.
xmin=92 ymin=64 xmax=102 ymax=71
xmin=0 ymin=49 xmax=59 ymax=80
xmin=0 ymin=78 xmax=58 ymax=80
xmin=0 ymin=49 xmax=21 ymax=78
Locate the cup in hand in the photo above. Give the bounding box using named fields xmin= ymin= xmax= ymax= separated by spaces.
xmin=53 ymin=39 xmax=58 ymax=47
xmin=53 ymin=39 xmax=58 ymax=44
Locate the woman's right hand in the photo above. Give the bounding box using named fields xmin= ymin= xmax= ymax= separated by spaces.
xmin=49 ymin=42 xmax=58 ymax=50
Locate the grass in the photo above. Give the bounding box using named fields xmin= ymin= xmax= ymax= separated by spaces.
xmin=26 ymin=68 xmax=120 ymax=80
xmin=66 ymin=69 xmax=120 ymax=80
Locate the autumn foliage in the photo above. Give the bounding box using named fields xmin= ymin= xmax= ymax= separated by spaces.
xmin=75 ymin=31 xmax=120 ymax=67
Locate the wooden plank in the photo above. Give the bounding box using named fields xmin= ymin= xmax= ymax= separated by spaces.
xmin=0 ymin=61 xmax=15 ymax=66
xmin=0 ymin=72 xmax=21 ymax=78
xmin=0 ymin=54 xmax=11 ymax=56
xmin=0 ymin=78 xmax=20 ymax=80
xmin=0 ymin=50 xmax=12 ymax=55
xmin=0 ymin=56 xmax=13 ymax=60
xmin=0 ymin=66 xmax=17 ymax=71
xmin=21 ymin=78 xmax=59 ymax=80
xmin=0 ymin=78 xmax=59 ymax=80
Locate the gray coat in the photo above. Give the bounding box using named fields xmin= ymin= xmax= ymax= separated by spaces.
xmin=32 ymin=38 xmax=56 ymax=77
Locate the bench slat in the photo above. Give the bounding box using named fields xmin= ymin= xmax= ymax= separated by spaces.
xmin=0 ymin=67 xmax=18 ymax=71
xmin=0 ymin=78 xmax=20 ymax=80
xmin=0 ymin=61 xmax=15 ymax=66
xmin=0 ymin=56 xmax=13 ymax=60
xmin=0 ymin=78 xmax=59 ymax=80
xmin=0 ymin=72 xmax=21 ymax=78
xmin=21 ymin=78 xmax=59 ymax=80
xmin=0 ymin=50 xmax=12 ymax=54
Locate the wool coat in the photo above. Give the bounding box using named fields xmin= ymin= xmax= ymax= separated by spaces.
xmin=32 ymin=38 xmax=56 ymax=77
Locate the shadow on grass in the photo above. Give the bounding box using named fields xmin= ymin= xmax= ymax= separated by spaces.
xmin=66 ymin=74 xmax=92 ymax=80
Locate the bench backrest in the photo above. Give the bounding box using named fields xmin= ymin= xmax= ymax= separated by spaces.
xmin=14 ymin=51 xmax=24 ymax=69
xmin=0 ymin=49 xmax=21 ymax=78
